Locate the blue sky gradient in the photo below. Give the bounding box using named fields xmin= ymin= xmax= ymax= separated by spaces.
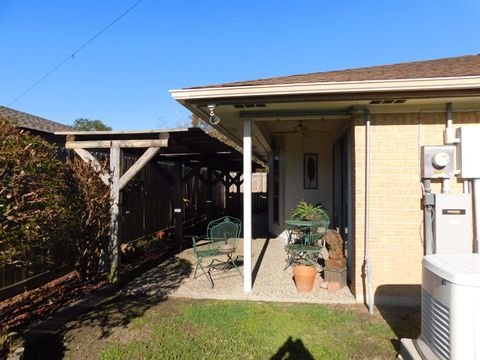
xmin=1 ymin=0 xmax=479 ymax=129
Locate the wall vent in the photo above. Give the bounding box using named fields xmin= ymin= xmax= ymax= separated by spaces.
xmin=234 ymin=103 xmax=267 ymax=109
xmin=370 ymin=99 xmax=406 ymax=104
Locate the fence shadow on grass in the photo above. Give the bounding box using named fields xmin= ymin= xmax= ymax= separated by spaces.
xmin=270 ymin=336 xmax=315 ymax=360
xmin=23 ymin=256 xmax=192 ymax=360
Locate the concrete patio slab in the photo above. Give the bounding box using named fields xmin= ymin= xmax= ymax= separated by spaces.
xmin=170 ymin=237 xmax=356 ymax=304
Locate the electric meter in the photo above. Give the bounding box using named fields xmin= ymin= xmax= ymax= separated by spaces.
xmin=421 ymin=146 xmax=456 ymax=179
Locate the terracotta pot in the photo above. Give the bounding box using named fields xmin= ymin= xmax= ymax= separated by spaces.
xmin=154 ymin=230 xmax=166 ymax=239
xmin=293 ymin=265 xmax=317 ymax=292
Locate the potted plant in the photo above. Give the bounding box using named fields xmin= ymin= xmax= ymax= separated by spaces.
xmin=291 ymin=200 xmax=326 ymax=221
xmin=292 ymin=260 xmax=317 ymax=292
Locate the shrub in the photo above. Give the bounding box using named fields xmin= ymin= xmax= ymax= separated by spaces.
xmin=68 ymin=158 xmax=110 ymax=278
xmin=0 ymin=117 xmax=77 ymax=268
xmin=0 ymin=117 xmax=110 ymax=279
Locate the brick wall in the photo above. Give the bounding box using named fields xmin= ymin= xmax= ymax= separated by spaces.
xmin=353 ymin=111 xmax=480 ymax=305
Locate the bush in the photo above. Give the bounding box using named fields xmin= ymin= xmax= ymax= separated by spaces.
xmin=68 ymin=158 xmax=110 ymax=278
xmin=0 ymin=117 xmax=110 ymax=279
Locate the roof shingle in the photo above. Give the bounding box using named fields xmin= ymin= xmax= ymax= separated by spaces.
xmin=0 ymin=106 xmax=72 ymax=133
xmin=187 ymin=55 xmax=480 ymax=89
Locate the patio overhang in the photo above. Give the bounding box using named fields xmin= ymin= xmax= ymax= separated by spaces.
xmin=171 ymin=73 xmax=480 ymax=294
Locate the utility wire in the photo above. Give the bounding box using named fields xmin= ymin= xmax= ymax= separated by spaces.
xmin=8 ymin=0 xmax=145 ymax=107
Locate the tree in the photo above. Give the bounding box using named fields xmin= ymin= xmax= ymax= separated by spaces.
xmin=73 ymin=118 xmax=112 ymax=131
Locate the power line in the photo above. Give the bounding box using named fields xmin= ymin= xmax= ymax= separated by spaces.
xmin=8 ymin=0 xmax=145 ymax=107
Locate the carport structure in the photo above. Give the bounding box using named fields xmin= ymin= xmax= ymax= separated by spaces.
xmin=56 ymin=127 xmax=261 ymax=282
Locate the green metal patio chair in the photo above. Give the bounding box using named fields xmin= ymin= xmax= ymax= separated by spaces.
xmin=191 ymin=216 xmax=243 ymax=287
xmin=284 ymin=215 xmax=330 ymax=270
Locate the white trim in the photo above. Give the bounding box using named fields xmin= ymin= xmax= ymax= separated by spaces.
xmin=170 ymin=76 xmax=480 ymax=100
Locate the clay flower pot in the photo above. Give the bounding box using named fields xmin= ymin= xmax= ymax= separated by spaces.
xmin=293 ymin=264 xmax=317 ymax=292
xmin=154 ymin=230 xmax=166 ymax=239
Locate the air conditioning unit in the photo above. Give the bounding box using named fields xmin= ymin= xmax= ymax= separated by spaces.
xmin=400 ymin=254 xmax=480 ymax=360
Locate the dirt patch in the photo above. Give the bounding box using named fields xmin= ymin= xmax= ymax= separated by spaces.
xmin=0 ymin=272 xmax=108 ymax=332
xmin=63 ymin=298 xmax=189 ymax=360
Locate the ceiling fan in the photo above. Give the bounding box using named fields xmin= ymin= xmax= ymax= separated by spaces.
xmin=275 ymin=120 xmax=329 ymax=137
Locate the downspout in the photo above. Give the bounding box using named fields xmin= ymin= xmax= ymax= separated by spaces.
xmin=473 ymin=179 xmax=480 ymax=253
xmin=364 ymin=110 xmax=374 ymax=314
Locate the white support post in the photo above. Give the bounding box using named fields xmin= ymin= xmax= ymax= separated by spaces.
xmin=243 ymin=118 xmax=252 ymax=292
xmin=109 ymin=143 xmax=121 ymax=283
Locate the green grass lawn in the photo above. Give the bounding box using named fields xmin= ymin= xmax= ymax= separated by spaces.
xmin=97 ymin=300 xmax=420 ymax=360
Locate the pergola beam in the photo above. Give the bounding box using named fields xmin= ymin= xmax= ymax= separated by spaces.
xmin=66 ymin=139 xmax=168 ymax=149
xmin=69 ymin=135 xmax=169 ymax=284
xmin=73 ymin=148 xmax=110 ymax=186
xmin=119 ymin=147 xmax=160 ymax=191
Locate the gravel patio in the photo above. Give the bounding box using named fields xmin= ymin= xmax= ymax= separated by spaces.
xmin=169 ymin=236 xmax=356 ymax=304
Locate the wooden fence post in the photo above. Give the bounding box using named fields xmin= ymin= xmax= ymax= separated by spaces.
xmin=173 ymin=162 xmax=184 ymax=248
xmin=207 ymin=167 xmax=214 ymax=220
xmin=109 ymin=143 xmax=122 ymax=283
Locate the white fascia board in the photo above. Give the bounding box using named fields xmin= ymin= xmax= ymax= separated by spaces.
xmin=170 ymin=76 xmax=480 ymax=100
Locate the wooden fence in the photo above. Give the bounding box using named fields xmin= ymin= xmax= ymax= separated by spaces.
xmin=120 ymin=158 xmax=225 ymax=242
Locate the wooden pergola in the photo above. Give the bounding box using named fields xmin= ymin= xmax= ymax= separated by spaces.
xmin=56 ymin=128 xmax=259 ymax=282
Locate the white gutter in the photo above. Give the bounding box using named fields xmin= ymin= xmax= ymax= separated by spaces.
xmin=170 ymin=75 xmax=480 ymax=100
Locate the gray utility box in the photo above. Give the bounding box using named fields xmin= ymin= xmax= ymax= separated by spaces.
xmin=456 ymin=126 xmax=480 ymax=178
xmin=434 ymin=193 xmax=473 ymax=254
xmin=421 ymin=145 xmax=456 ymax=179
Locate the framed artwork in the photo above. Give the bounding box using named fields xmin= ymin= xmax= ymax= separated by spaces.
xmin=304 ymin=153 xmax=318 ymax=189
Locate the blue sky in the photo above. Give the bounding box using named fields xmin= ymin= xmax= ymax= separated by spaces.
xmin=1 ymin=0 xmax=479 ymax=130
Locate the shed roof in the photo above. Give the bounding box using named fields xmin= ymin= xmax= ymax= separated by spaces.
xmin=187 ymin=54 xmax=480 ymax=89
xmin=0 ymin=106 xmax=72 ymax=133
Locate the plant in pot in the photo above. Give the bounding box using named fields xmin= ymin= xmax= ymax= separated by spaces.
xmin=292 ymin=259 xmax=317 ymax=292
xmin=291 ymin=200 xmax=325 ymax=221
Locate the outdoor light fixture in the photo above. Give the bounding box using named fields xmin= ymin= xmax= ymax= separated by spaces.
xmin=208 ymin=104 xmax=221 ymax=125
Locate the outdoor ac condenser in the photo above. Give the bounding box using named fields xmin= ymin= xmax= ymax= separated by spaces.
xmin=401 ymin=254 xmax=480 ymax=360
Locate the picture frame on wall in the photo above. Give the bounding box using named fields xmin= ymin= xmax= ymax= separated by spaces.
xmin=304 ymin=153 xmax=318 ymax=189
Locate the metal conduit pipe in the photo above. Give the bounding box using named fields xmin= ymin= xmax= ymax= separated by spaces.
xmin=442 ymin=103 xmax=454 ymax=193
xmin=364 ymin=110 xmax=374 ymax=314
xmin=423 ymin=179 xmax=434 ymax=255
